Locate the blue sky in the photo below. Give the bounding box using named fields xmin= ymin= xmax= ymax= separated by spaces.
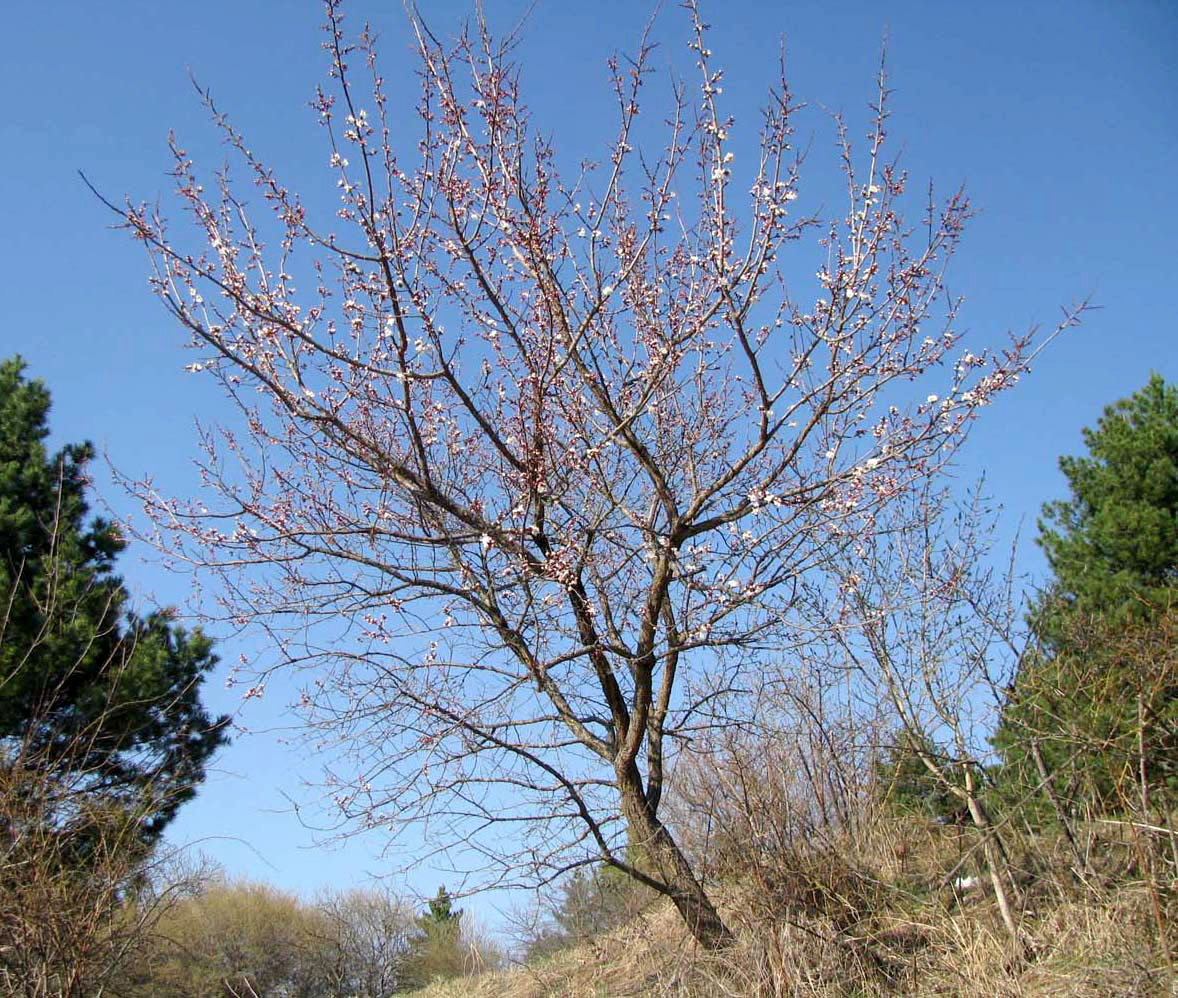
xmin=2 ymin=0 xmax=1175 ymax=925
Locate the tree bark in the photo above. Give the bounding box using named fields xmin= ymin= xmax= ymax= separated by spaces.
xmin=617 ymin=764 xmax=735 ymax=950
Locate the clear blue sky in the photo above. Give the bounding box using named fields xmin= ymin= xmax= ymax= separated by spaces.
xmin=2 ymin=0 xmax=1175 ymax=924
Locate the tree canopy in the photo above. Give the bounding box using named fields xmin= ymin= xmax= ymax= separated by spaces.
xmin=1038 ymin=372 xmax=1177 ymax=628
xmin=101 ymin=0 xmax=1079 ymax=948
xmin=0 ymin=356 xmax=228 ymax=842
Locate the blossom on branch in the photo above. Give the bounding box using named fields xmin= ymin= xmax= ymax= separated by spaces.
xmin=100 ymin=0 xmax=1082 ymax=950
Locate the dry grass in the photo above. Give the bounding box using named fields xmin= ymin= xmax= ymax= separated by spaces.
xmin=407 ymin=820 xmax=1176 ymax=998
xmin=410 ymin=890 xmax=1173 ymax=997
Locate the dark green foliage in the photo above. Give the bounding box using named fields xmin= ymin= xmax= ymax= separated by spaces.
xmin=994 ymin=606 xmax=1178 ymax=812
xmin=420 ymin=885 xmax=462 ymax=928
xmin=0 ymin=356 xmax=227 ymax=842
xmin=994 ymin=374 xmax=1178 ymax=812
xmin=1036 ymin=373 xmax=1177 ymax=630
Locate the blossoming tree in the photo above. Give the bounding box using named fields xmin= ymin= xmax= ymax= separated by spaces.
xmin=102 ymin=1 xmax=1079 ymax=947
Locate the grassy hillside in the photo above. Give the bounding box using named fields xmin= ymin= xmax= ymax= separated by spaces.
xmin=409 ymin=818 xmax=1175 ymax=997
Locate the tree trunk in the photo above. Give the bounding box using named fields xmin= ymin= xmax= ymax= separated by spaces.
xmin=617 ymin=766 xmax=735 ymax=949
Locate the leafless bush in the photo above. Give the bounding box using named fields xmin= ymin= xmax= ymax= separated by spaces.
xmin=669 ymin=658 xmax=888 ymax=877
xmin=0 ymin=500 xmax=214 ymax=996
xmin=313 ymin=884 xmax=417 ymax=997
xmin=0 ymin=600 xmax=204 ymax=995
xmin=0 ymin=718 xmax=198 ymax=998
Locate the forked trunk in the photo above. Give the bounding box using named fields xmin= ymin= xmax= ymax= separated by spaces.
xmin=618 ymin=769 xmax=735 ymax=949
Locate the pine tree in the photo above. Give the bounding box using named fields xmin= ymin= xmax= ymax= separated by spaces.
xmin=0 ymin=356 xmax=228 ymax=842
xmin=994 ymin=374 xmax=1178 ymax=811
xmin=400 ymin=886 xmax=465 ymax=988
xmin=1037 ymin=373 xmax=1177 ymax=627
